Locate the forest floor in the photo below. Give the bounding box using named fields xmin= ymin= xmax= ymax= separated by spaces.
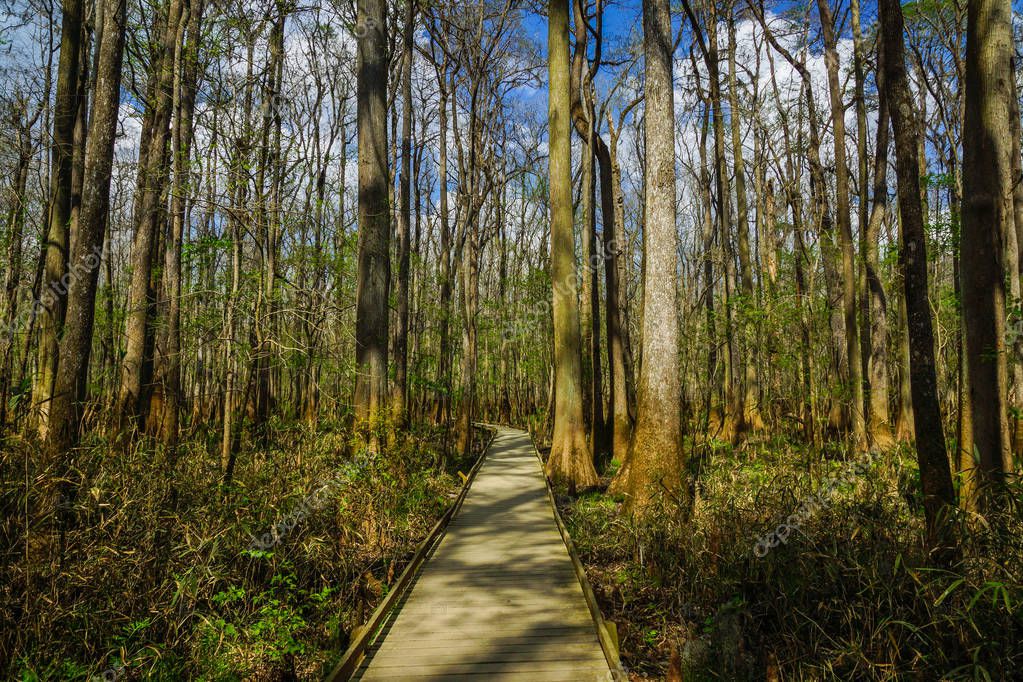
xmin=553 ymin=436 xmax=1023 ymax=681
xmin=5 ymin=423 xmax=1020 ymax=680
xmin=2 ymin=420 xmax=485 ymax=680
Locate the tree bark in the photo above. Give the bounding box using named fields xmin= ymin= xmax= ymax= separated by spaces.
xmin=0 ymin=103 xmax=37 ymax=429
xmin=864 ymin=33 xmax=894 ymax=447
xmin=605 ymin=114 xmax=636 ymax=460
xmin=727 ymin=9 xmax=762 ymax=433
xmin=44 ymin=0 xmax=127 ymax=516
xmin=818 ymin=0 xmax=866 ymax=450
xmin=610 ymin=0 xmax=684 ymax=511
xmin=435 ymin=72 xmax=453 ymax=427
xmin=353 ymin=0 xmax=391 ymax=451
xmin=117 ymin=0 xmax=184 ymax=432
xmin=161 ymin=0 xmax=202 ymax=451
xmin=960 ymin=0 xmax=1015 ymax=498
xmin=34 ymin=0 xmax=85 ymax=438
xmin=392 ymin=0 xmax=414 ymax=428
xmin=880 ymin=0 xmax=956 ymax=554
xmin=546 ymin=0 xmax=597 ymax=490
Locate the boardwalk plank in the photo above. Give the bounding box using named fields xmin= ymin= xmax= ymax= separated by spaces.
xmin=355 ymin=427 xmax=611 ymax=681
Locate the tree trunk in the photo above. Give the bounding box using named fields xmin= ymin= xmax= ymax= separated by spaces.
xmin=117 ymin=0 xmax=184 ymax=432
xmin=45 ymin=0 xmax=127 ymax=501
xmin=880 ymin=0 xmax=957 ymax=554
xmin=960 ymin=0 xmax=1015 ymax=499
xmin=353 ymin=0 xmax=390 ymax=451
xmin=818 ymin=0 xmax=866 ymax=450
xmin=727 ymin=10 xmax=761 ymax=433
xmin=693 ymin=63 xmax=719 ymax=434
xmin=435 ymin=76 xmax=453 ymax=427
xmin=864 ymin=34 xmax=894 ymax=447
xmin=0 ymin=106 xmax=35 ymax=429
xmin=610 ymin=0 xmax=684 ymax=511
xmin=456 ymin=220 xmax=480 ymax=458
xmin=546 ymin=0 xmax=597 ymax=490
xmin=34 ymin=0 xmax=84 ymax=438
xmin=582 ymin=123 xmax=606 ymax=458
xmin=894 ymin=271 xmax=915 ymax=441
xmin=1007 ymin=60 xmax=1023 ymax=461
xmin=605 ymin=115 xmax=636 ymax=459
xmin=160 ymin=0 xmax=202 ymax=451
xmin=392 ymin=0 xmax=414 ymax=429
xmin=704 ymin=9 xmax=739 ymax=435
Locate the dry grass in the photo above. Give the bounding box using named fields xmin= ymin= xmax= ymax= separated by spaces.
xmin=561 ymin=438 xmax=1023 ymax=681
xmin=1 ymin=419 xmax=481 ymax=680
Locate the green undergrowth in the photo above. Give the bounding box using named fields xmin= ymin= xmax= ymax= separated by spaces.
xmin=560 ymin=438 xmax=1023 ymax=680
xmin=1 ymin=420 xmax=483 ymax=680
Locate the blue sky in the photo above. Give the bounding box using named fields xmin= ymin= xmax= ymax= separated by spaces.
xmin=520 ymin=1 xmax=643 ymax=59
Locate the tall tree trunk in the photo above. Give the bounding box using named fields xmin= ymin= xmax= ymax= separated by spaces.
xmin=546 ymin=0 xmax=597 ymax=490
xmin=571 ymin=0 xmax=606 ymax=460
xmin=499 ymin=189 xmax=513 ymax=425
xmin=582 ymin=121 xmax=606 ymax=458
xmin=117 ymin=0 xmax=184 ymax=432
xmin=818 ymin=0 xmax=866 ymax=450
xmin=880 ymin=0 xmax=956 ymax=554
xmin=161 ymin=0 xmax=203 ymax=451
xmin=353 ymin=0 xmax=390 ymax=451
xmin=1007 ymin=62 xmax=1023 ymax=462
xmin=960 ymin=0 xmax=1015 ymax=499
xmin=221 ymin=41 xmax=254 ymax=485
xmin=392 ymin=0 xmax=414 ymax=428
xmin=853 ymin=0 xmax=892 ymax=448
xmin=0 ymin=105 xmax=36 ymax=429
xmin=251 ymin=6 xmax=286 ymax=438
xmin=220 ymin=203 xmax=242 ymax=484
xmin=44 ymin=0 xmax=127 ymax=512
xmin=435 ymin=73 xmax=453 ymax=427
xmin=697 ymin=100 xmax=719 ymax=432
xmin=34 ymin=0 xmax=85 ymax=438
xmin=610 ymin=0 xmax=684 ymax=511
xmin=456 ymin=219 xmax=480 ymax=458
xmin=864 ymin=35 xmax=894 ymax=447
xmin=605 ymin=115 xmax=635 ymax=462
xmin=726 ymin=9 xmax=761 ymax=433
xmin=704 ymin=8 xmax=739 ymax=434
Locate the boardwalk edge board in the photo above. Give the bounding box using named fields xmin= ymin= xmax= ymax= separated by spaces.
xmin=528 ymin=428 xmax=630 ymax=682
xmin=323 ymin=425 xmax=497 ymax=682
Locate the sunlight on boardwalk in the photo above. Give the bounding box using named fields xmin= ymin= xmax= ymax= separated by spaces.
xmin=355 ymin=427 xmax=612 ymax=681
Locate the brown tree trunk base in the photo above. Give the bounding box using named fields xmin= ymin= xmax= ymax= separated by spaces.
xmin=868 ymin=419 xmax=896 ymax=451
xmin=547 ymin=430 xmax=598 ymax=493
xmin=609 ymin=424 xmax=683 ymax=513
xmin=894 ymin=407 xmax=915 ymax=443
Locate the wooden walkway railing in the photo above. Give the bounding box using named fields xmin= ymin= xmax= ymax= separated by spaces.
xmin=327 ymin=426 xmax=624 ymax=681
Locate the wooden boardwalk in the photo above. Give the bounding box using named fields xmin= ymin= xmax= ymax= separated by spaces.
xmin=355 ymin=426 xmax=614 ymax=681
